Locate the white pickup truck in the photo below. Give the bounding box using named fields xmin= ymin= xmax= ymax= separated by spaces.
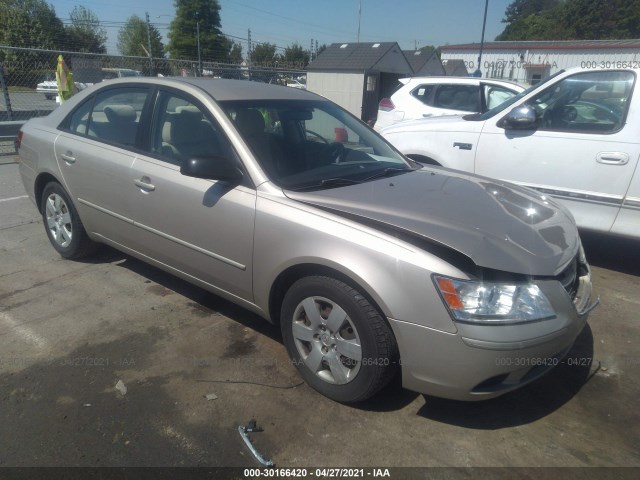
xmin=380 ymin=67 xmax=640 ymax=239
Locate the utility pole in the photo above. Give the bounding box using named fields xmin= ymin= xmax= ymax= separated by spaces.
xmin=145 ymin=12 xmax=153 ymax=75
xmin=310 ymin=38 xmax=314 ymax=60
xmin=196 ymin=20 xmax=202 ymax=77
xmin=476 ymin=0 xmax=489 ymax=77
xmin=247 ymin=28 xmax=252 ymax=80
xmin=357 ymin=0 xmax=361 ymax=43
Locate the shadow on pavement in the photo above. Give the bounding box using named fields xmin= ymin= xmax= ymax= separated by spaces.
xmin=0 ymin=330 xmax=251 ymax=466
xmin=70 ymin=246 xmax=597 ymax=419
xmin=580 ymin=230 xmax=640 ymax=276
xmin=416 ymin=324 xmax=595 ymax=429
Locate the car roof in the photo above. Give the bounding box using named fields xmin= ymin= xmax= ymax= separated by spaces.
xmin=399 ymin=76 xmax=525 ymax=89
xmin=95 ymin=76 xmax=323 ymax=102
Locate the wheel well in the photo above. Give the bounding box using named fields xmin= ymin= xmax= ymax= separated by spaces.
xmin=406 ymin=154 xmax=441 ymax=166
xmin=268 ymin=264 xmax=382 ymax=327
xmin=34 ymin=173 xmax=60 ymax=213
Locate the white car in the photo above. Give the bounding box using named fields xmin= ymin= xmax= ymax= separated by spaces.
xmin=374 ymin=77 xmax=525 ymax=131
xmin=36 ymin=79 xmax=90 ymax=100
xmin=36 ymin=80 xmax=58 ymax=100
xmin=287 ymin=79 xmax=307 ymax=89
xmin=380 ymin=67 xmax=640 ymax=239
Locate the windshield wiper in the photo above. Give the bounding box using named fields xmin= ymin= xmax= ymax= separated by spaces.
xmin=289 ymin=177 xmax=362 ymax=191
xmin=363 ymin=167 xmax=410 ymax=182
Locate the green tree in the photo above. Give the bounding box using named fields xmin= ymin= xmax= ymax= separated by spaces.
xmin=496 ymin=0 xmax=565 ymax=40
xmin=117 ymin=15 xmax=164 ymax=57
xmin=497 ymin=0 xmax=640 ymax=40
xmin=228 ymin=41 xmax=243 ymax=64
xmin=250 ymin=43 xmax=278 ymax=66
xmin=167 ymin=0 xmax=229 ymax=61
xmin=65 ymin=5 xmax=107 ymax=53
xmin=562 ymin=0 xmax=640 ymax=39
xmin=0 ymin=0 xmax=65 ymax=53
xmin=281 ymin=43 xmax=310 ymax=68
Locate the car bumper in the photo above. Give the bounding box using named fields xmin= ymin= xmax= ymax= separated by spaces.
xmin=388 ymin=270 xmax=597 ymax=401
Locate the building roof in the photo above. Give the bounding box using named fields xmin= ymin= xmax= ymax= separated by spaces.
xmin=402 ymin=49 xmax=442 ymax=75
xmin=442 ymin=59 xmax=468 ymax=76
xmin=441 ymin=39 xmax=640 ymax=51
xmin=307 ymin=42 xmax=402 ymax=72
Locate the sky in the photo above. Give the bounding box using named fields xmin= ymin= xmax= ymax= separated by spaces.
xmin=49 ymin=0 xmax=514 ymax=55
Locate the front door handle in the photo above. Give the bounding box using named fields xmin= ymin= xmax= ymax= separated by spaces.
xmin=134 ymin=177 xmax=156 ymax=192
xmin=60 ymin=152 xmax=76 ymax=164
xmin=596 ymin=152 xmax=629 ymax=165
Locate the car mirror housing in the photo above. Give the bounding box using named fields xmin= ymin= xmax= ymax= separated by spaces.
xmin=180 ymin=157 xmax=244 ymax=183
xmin=500 ymin=105 xmax=538 ymax=130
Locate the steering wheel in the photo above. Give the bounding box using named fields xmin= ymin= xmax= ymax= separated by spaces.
xmin=305 ymin=129 xmax=328 ymax=143
xmin=558 ymin=105 xmax=578 ymax=122
xmin=326 ymin=142 xmax=345 ymax=163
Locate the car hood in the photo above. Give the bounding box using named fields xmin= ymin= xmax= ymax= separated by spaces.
xmin=380 ymin=115 xmax=481 ymax=135
xmin=284 ymin=168 xmax=578 ymax=276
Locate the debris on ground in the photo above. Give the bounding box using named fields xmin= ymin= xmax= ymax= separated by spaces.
xmin=239 ymin=419 xmax=273 ymax=466
xmin=115 ymin=379 xmax=127 ymax=396
xmin=204 ymin=393 xmax=218 ymax=401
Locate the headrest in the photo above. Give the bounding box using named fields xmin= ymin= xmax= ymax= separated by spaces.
xmin=234 ymin=109 xmax=265 ymax=137
xmin=103 ymin=105 xmax=136 ymax=123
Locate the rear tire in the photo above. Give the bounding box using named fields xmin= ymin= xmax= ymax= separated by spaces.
xmin=281 ymin=276 xmax=398 ymax=403
xmin=41 ymin=182 xmax=97 ymax=259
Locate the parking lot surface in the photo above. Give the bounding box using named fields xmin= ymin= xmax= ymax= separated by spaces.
xmin=0 ymin=160 xmax=639 ymax=469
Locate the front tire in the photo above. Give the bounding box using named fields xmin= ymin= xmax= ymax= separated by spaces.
xmin=41 ymin=182 xmax=97 ymax=259
xmin=281 ymin=276 xmax=398 ymax=403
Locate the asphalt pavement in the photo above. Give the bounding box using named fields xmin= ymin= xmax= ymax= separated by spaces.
xmin=0 ymin=161 xmax=638 ymax=471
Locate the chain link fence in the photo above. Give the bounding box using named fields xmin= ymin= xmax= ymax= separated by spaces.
xmin=0 ymin=46 xmax=306 ymax=154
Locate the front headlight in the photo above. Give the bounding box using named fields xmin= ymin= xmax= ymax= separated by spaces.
xmin=434 ymin=275 xmax=556 ymax=324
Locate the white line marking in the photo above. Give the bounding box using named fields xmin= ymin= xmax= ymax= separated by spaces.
xmin=0 ymin=312 xmax=48 ymax=349
xmin=0 ymin=195 xmax=28 ymax=202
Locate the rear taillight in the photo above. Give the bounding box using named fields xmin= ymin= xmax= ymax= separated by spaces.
xmin=378 ymin=98 xmax=395 ymax=112
xmin=15 ymin=130 xmax=23 ymax=150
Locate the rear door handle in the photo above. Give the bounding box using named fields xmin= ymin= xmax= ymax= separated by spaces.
xmin=60 ymin=152 xmax=76 ymax=164
xmin=134 ymin=178 xmax=156 ymax=192
xmin=596 ymin=152 xmax=629 ymax=165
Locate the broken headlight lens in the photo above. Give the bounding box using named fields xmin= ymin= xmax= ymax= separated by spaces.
xmin=434 ymin=275 xmax=556 ymax=324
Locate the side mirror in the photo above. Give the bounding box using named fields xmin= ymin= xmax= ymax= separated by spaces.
xmin=500 ymin=105 xmax=538 ymax=130
xmin=181 ymin=157 xmax=244 ymax=183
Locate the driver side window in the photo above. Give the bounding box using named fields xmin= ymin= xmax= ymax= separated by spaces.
xmin=151 ymin=91 xmax=230 ymax=166
xmin=528 ymin=71 xmax=634 ymax=134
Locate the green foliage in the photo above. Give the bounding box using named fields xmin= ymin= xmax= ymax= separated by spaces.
xmin=497 ymin=0 xmax=640 ymax=40
xmin=65 ymin=6 xmax=107 ymax=53
xmin=562 ymin=0 xmax=640 ymax=39
xmin=0 ymin=0 xmax=65 ymax=53
xmin=117 ymin=15 xmax=164 ymax=57
xmin=281 ymin=43 xmax=310 ymax=68
xmin=167 ymin=0 xmax=230 ymax=61
xmin=228 ymin=41 xmax=243 ymax=64
xmin=251 ymin=43 xmax=278 ymax=66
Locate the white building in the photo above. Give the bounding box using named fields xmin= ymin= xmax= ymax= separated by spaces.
xmin=441 ymin=39 xmax=640 ymax=85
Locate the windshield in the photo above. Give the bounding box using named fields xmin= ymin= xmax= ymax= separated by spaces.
xmin=464 ymin=70 xmax=566 ymax=122
xmin=220 ymin=99 xmax=415 ymax=190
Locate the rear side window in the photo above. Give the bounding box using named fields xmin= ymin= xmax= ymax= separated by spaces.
xmin=60 ymin=87 xmax=149 ymax=147
xmin=410 ymin=84 xmax=435 ymax=105
xmin=85 ymin=87 xmax=149 ymax=147
xmin=68 ymin=99 xmax=93 ymax=135
xmin=433 ymin=84 xmax=480 ymax=112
